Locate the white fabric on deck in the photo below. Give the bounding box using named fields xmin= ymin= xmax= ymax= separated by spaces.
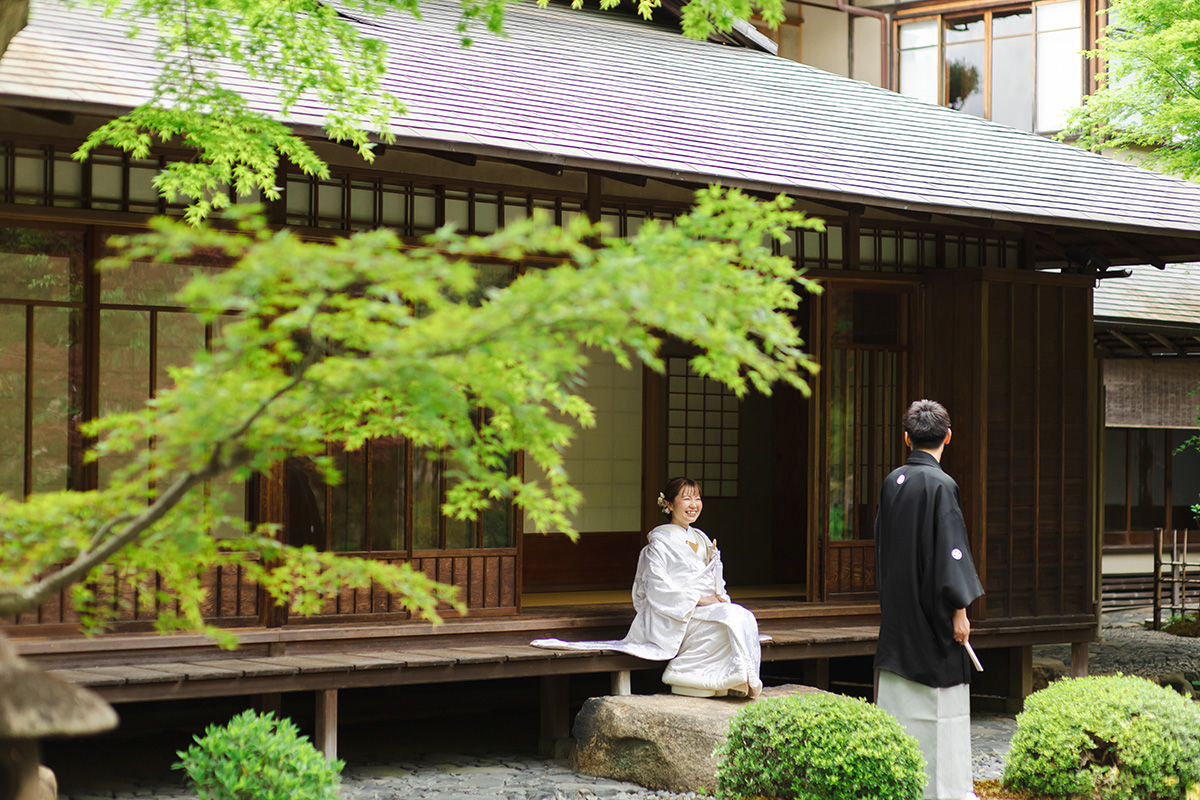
xmin=532 ymin=523 xmax=764 ymax=694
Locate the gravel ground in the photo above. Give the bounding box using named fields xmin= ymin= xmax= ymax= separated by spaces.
xmin=1037 ymin=607 xmax=1200 ymax=680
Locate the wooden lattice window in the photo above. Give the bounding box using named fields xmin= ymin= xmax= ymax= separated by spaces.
xmin=666 ymin=357 xmax=739 ymax=497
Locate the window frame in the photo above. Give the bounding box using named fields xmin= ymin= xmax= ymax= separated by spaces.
xmin=892 ymin=0 xmax=1089 ymax=133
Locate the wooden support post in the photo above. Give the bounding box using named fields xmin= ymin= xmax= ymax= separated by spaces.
xmin=315 ymin=689 xmax=338 ymax=762
xmin=256 ymin=693 xmax=282 ymax=719
xmin=1005 ymin=645 xmax=1033 ymax=714
xmin=802 ymin=657 xmax=830 ymax=691
xmin=539 ymin=675 xmax=571 ymax=759
xmin=1154 ymin=527 xmax=1164 ymax=631
xmin=1070 ymin=641 xmax=1089 ymax=679
xmin=610 ymin=670 xmax=631 ymax=696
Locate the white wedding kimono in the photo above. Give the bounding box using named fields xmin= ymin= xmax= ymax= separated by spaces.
xmin=532 ymin=523 xmax=764 ymax=696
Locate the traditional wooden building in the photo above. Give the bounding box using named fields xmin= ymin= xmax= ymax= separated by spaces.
xmin=2 ymin=0 xmax=1200 ymax=753
xmin=1093 ymin=265 xmax=1200 ymax=607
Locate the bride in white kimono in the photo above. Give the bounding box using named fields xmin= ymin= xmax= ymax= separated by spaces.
xmin=533 ymin=477 xmax=764 ymax=698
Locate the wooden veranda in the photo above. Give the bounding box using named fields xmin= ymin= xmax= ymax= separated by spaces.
xmin=13 ymin=597 xmax=1093 ymax=760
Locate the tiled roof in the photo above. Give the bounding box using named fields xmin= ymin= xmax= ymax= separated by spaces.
xmin=1095 ymin=264 xmax=1200 ymax=327
xmin=5 ymin=0 xmax=1200 ymax=241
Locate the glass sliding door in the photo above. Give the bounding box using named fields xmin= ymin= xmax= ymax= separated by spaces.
xmin=822 ymin=285 xmax=913 ymax=598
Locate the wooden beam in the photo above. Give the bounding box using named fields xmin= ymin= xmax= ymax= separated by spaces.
xmin=1098 ymin=231 xmax=1165 ymax=270
xmin=1030 ymin=230 xmax=1070 ymax=262
xmin=808 ymin=198 xmax=866 ymax=216
xmin=15 ymin=107 xmax=73 ymax=126
xmin=1150 ymin=332 xmax=1187 ymax=357
xmin=940 ymin=213 xmax=996 ymax=229
xmin=877 ymin=206 xmax=933 ymax=223
xmin=500 ymin=158 xmax=563 ymax=177
xmin=1111 ymin=330 xmax=1152 ymax=359
xmin=315 ymin=689 xmax=338 ymax=761
xmin=407 ymin=147 xmax=477 ymax=167
xmin=593 ymin=170 xmax=647 ymax=188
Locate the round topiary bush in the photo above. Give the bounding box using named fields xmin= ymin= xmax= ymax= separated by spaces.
xmin=175 ymin=710 xmax=343 ymax=800
xmin=1002 ymin=674 xmax=1200 ymax=800
xmin=715 ymin=691 xmax=926 ymax=800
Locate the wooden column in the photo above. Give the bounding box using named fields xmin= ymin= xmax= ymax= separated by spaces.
xmin=1005 ymin=645 xmax=1033 ymax=714
xmin=315 ymin=689 xmax=338 ymax=761
xmin=255 ymin=693 xmax=282 ymax=719
xmin=803 ymin=658 xmax=831 ymax=691
xmin=1070 ymin=641 xmax=1089 ymax=679
xmin=610 ymin=670 xmax=631 ymax=696
xmin=539 ymin=675 xmax=571 ymax=759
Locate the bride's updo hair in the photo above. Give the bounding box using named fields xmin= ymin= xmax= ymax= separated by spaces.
xmin=657 ymin=476 xmax=700 ymax=515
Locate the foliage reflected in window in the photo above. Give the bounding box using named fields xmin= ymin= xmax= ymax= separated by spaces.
xmin=827 ymin=289 xmax=909 ymax=542
xmin=896 ymin=1 xmax=1081 ymax=133
xmin=945 ymin=16 xmax=985 ymax=115
xmin=1104 ymin=427 xmax=1200 ymax=535
xmin=0 ymin=227 xmax=86 ymax=499
xmin=286 ymin=263 xmax=519 ymax=553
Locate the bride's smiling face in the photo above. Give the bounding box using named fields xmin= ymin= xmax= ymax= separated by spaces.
xmin=668 ymin=487 xmax=703 ymax=528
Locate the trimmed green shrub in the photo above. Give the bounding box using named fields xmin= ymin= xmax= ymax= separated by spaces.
xmin=1002 ymin=674 xmax=1200 ymax=800
xmin=715 ymin=692 xmax=926 ymax=800
xmin=175 ymin=710 xmax=343 ymax=800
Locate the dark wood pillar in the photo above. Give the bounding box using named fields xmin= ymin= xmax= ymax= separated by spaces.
xmin=315 ymin=689 xmax=338 ymax=761
xmin=539 ymin=675 xmax=571 ymax=759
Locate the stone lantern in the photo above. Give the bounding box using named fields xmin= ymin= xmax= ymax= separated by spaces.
xmin=0 ymin=633 xmax=118 ymax=800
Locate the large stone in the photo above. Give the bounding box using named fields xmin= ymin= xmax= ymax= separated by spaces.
xmin=1032 ymin=656 xmax=1067 ymax=693
xmin=570 ymin=684 xmax=822 ymax=794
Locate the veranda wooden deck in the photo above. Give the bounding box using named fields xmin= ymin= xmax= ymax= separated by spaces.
xmin=8 ymin=599 xmax=1094 ymax=759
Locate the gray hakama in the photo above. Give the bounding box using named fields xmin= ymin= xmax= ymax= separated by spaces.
xmin=877 ymin=669 xmax=973 ymax=800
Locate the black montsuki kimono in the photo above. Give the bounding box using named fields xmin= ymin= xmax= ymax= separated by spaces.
xmin=873 ymin=449 xmax=985 ymax=688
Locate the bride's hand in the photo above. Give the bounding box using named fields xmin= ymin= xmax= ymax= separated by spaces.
xmin=697 ymin=595 xmax=720 ymax=606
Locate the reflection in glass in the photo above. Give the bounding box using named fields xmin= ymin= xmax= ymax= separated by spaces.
xmin=330 ymin=447 xmax=368 ymax=551
xmin=98 ymin=310 xmax=151 ymax=488
xmin=368 ymin=441 xmax=404 ymax=552
xmin=1037 ymin=0 xmax=1080 ymax=31
xmin=944 ymin=15 xmax=985 ymax=118
xmin=898 ymin=20 xmax=939 ymax=105
xmin=944 ymin=14 xmax=984 ymax=44
xmin=0 ymin=306 xmax=24 ymax=498
xmin=155 ymin=312 xmax=204 ymax=392
xmin=0 ymin=228 xmax=85 ymax=302
xmin=991 ymin=27 xmax=1034 ymax=130
xmin=101 ymin=258 xmax=222 ymax=307
xmin=444 ymin=454 xmax=475 ymax=549
xmin=992 ymin=8 xmax=1032 ymax=37
xmin=1035 ymin=26 xmax=1083 ymax=131
xmin=827 ymin=290 xmax=908 ymax=543
xmin=1172 ymin=430 xmax=1200 ymax=529
xmin=31 ymin=308 xmax=81 ymax=494
xmin=1130 ymin=428 xmax=1165 ymax=531
xmin=483 ymin=490 xmax=515 ymax=547
xmin=413 ymin=447 xmax=442 ymax=550
xmin=1103 ymin=428 xmax=1127 ymax=532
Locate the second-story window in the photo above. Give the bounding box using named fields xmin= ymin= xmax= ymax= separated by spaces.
xmin=897 ymin=0 xmax=1083 ymax=134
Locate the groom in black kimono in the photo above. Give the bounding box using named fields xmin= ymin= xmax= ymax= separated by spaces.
xmin=874 ymin=399 xmax=984 ymax=800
